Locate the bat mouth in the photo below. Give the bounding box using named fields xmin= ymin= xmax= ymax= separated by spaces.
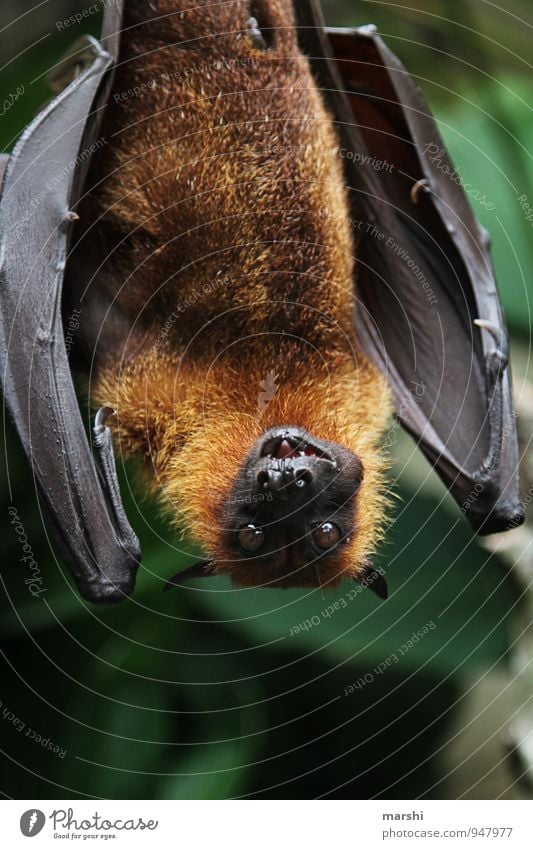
xmin=259 ymin=429 xmax=335 ymax=465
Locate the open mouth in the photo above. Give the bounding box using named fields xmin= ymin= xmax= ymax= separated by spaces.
xmin=260 ymin=431 xmax=335 ymax=464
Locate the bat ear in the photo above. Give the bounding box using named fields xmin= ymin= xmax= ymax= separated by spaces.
xmin=164 ymin=559 xmax=214 ymax=591
xmin=357 ymin=560 xmax=388 ymax=600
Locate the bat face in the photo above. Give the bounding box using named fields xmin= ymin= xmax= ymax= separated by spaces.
xmin=103 ymin=346 xmax=392 ymax=597
xmin=217 ymin=426 xmax=365 ymax=588
xmin=219 ymin=427 xmax=363 ymax=586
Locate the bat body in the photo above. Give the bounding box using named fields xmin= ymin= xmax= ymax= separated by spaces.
xmin=0 ymin=0 xmax=523 ymax=602
xmin=67 ymin=0 xmax=392 ymax=589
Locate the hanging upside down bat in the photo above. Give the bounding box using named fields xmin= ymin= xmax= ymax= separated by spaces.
xmin=0 ymin=1 xmax=523 ymax=604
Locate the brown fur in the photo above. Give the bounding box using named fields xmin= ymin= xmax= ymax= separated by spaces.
xmin=73 ymin=0 xmax=393 ymax=587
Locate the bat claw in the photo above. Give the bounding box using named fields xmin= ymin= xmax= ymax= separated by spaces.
xmin=474 ymin=318 xmax=501 ymax=343
xmin=248 ymin=17 xmax=267 ymax=50
xmin=410 ymin=178 xmax=431 ymax=203
xmin=94 ymin=405 xmax=116 ymax=434
xmin=164 ymin=559 xmax=214 ymax=591
xmin=358 ymin=560 xmax=388 ymax=599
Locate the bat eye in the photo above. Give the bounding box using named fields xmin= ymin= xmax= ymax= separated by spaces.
xmin=313 ymin=522 xmax=342 ymax=550
xmin=238 ymin=524 xmax=265 ymax=552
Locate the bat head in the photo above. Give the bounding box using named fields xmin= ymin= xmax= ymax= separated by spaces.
xmin=219 ymin=425 xmax=363 ymax=587
xmin=96 ymin=349 xmax=391 ymax=597
xmin=166 ymin=419 xmax=388 ymax=597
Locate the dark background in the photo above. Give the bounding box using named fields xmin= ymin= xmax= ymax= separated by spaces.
xmin=1 ymin=0 xmax=531 ymax=799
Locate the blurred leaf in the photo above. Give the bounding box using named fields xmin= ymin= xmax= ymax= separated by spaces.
xmin=434 ymin=77 xmax=533 ymax=335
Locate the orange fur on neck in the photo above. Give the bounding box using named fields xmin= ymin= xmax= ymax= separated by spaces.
xmin=94 ymin=343 xmax=392 ymax=586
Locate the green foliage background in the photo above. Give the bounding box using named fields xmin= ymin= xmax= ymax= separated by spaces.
xmin=1 ymin=0 xmax=531 ymax=799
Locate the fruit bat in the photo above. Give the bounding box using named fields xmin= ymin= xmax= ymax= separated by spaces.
xmin=0 ymin=0 xmax=523 ymax=604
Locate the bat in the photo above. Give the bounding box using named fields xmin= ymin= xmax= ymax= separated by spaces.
xmin=0 ymin=0 xmax=523 ymax=604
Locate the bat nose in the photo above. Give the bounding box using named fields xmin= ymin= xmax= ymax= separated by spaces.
xmin=256 ymin=466 xmax=314 ymax=500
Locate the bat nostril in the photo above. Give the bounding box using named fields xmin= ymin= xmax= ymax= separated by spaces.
xmin=257 ymin=470 xmax=269 ymax=490
xmin=295 ymin=469 xmax=313 ymax=488
xmin=256 ymin=466 xmax=314 ymax=498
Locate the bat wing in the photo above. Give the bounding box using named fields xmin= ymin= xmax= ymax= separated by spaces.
xmin=296 ymin=2 xmax=523 ymax=534
xmin=0 ymin=4 xmax=140 ymax=603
